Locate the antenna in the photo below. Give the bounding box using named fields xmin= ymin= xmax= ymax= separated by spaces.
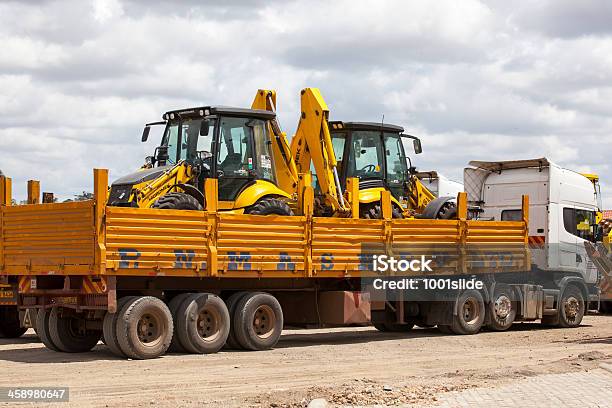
xmin=380 ymin=114 xmax=385 ymax=131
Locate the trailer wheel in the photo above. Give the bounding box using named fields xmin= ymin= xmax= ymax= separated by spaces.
xmin=450 ymin=290 xmax=485 ymax=335
xmin=558 ymin=285 xmax=585 ymax=328
xmin=224 ymin=292 xmax=250 ymax=349
xmin=373 ymin=323 xmax=389 ymax=332
xmin=437 ymin=325 xmax=453 ymax=334
xmin=176 ymin=293 xmax=230 ymax=354
xmin=167 ymin=293 xmax=196 ymax=353
xmin=233 ymin=292 xmax=283 ymax=351
xmin=49 ymin=308 xmax=102 ymax=353
xmin=486 ymin=285 xmax=516 ymax=331
xmin=116 ymin=296 xmax=173 ymax=359
xmin=36 ymin=309 xmax=61 ymax=351
xmin=383 ymin=323 xmax=414 ymax=332
xmin=103 ymin=296 xmax=138 ymax=357
xmin=0 ymin=307 xmax=27 ymax=338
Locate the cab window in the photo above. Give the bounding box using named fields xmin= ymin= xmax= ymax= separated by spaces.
xmin=563 ymin=208 xmax=596 ymax=242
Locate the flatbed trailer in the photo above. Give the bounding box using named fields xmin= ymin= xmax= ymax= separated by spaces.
xmin=0 ymin=169 xmax=560 ymax=359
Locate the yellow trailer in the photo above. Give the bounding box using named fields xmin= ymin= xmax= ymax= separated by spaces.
xmin=0 ymin=170 xmax=539 ymax=358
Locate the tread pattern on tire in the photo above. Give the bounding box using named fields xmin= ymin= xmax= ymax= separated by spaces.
xmin=245 ymin=198 xmax=293 ymax=216
xmin=167 ymin=293 xmax=196 ymax=353
xmin=360 ymin=204 xmax=403 ymax=219
xmin=103 ymin=296 xmax=138 ymax=357
xmin=225 ymin=292 xmax=249 ymax=350
xmin=36 ymin=308 xmax=61 ymax=352
xmin=152 ymin=192 xmax=202 ymax=210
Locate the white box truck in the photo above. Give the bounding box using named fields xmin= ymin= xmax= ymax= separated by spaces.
xmin=464 ymin=158 xmax=600 ymax=325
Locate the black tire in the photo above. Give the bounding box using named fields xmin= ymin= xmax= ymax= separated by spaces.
xmin=558 ymin=285 xmax=585 ymax=328
xmin=116 ymin=296 xmax=173 ymax=359
xmin=245 ymin=197 xmax=293 ymax=216
xmin=36 ymin=309 xmax=61 ymax=352
xmin=233 ymin=292 xmax=283 ymax=351
xmin=152 ymin=192 xmax=203 ymax=210
xmin=600 ymin=301 xmax=612 ymax=314
xmin=48 ymin=308 xmax=101 ymax=353
xmin=437 ymin=325 xmax=453 ymax=334
xmin=103 ymin=296 xmax=138 ymax=357
xmin=450 ymin=290 xmax=485 ymax=335
xmin=486 ymin=284 xmax=516 ymax=331
xmin=176 ymin=293 xmax=230 ymax=354
xmin=167 ymin=293 xmax=196 ymax=353
xmin=224 ymin=292 xmax=249 ymax=349
xmin=360 ymin=204 xmax=403 ymax=219
xmin=0 ymin=306 xmax=27 ymax=338
xmin=438 ymin=201 xmax=457 ymax=220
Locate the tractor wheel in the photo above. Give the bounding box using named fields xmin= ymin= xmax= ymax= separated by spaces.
xmin=437 ymin=201 xmax=457 ymax=219
xmin=103 ymin=296 xmax=138 ymax=357
xmin=36 ymin=309 xmax=61 ymax=351
xmin=48 ymin=308 xmax=102 ymax=353
xmin=233 ymin=292 xmax=283 ymax=351
xmin=175 ymin=293 xmax=230 ymax=354
xmin=450 ymin=290 xmax=485 ymax=335
xmin=0 ymin=306 xmax=27 ymax=338
xmin=558 ymin=285 xmax=585 ymax=328
xmin=152 ymin=192 xmax=202 ymax=210
xmin=245 ymin=197 xmax=293 ymax=216
xmin=486 ymin=284 xmax=516 ymax=331
xmin=116 ymin=296 xmax=173 ymax=359
xmin=360 ymin=204 xmax=403 ymax=219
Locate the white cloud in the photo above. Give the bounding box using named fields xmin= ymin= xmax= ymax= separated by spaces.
xmin=0 ymin=0 xmax=610 ymax=208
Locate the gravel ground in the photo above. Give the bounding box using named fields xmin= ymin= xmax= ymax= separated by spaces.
xmin=0 ymin=315 xmax=610 ymax=407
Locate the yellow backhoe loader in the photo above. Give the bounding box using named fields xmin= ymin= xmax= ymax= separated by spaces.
xmin=108 ymin=103 xmax=295 ymax=215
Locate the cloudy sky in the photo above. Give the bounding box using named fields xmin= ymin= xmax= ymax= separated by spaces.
xmin=0 ymin=0 xmax=610 ymax=207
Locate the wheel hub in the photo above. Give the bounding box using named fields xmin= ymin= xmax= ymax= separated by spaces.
xmin=564 ymin=296 xmax=580 ymax=320
xmin=494 ymin=295 xmax=512 ymax=319
xmin=253 ymin=305 xmax=275 ymax=339
xmin=137 ymin=313 xmax=161 ymax=344
xmin=196 ymin=307 xmax=221 ymax=341
xmin=461 ymin=297 xmax=480 ymax=324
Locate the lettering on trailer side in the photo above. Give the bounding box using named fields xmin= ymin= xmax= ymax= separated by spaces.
xmin=118 ymin=248 xmax=141 ymax=269
xmin=321 ymin=253 xmax=334 ymax=270
xmin=228 ymin=252 xmax=252 ymax=270
xmin=277 ymin=252 xmax=296 ymax=271
xmin=358 ymin=253 xmax=370 ymax=271
xmin=174 ymin=250 xmax=196 ymax=269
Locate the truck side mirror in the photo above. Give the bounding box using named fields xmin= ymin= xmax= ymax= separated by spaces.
xmin=413 ymin=139 xmax=422 ymax=154
xmin=155 ymin=146 xmax=169 ymax=165
xmin=142 ymin=126 xmax=151 ymax=142
xmin=200 ymin=119 xmax=210 ymax=136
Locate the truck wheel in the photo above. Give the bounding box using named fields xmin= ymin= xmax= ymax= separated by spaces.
xmin=103 ymin=296 xmax=138 ymax=357
xmin=116 ymin=296 xmax=173 ymax=359
xmin=384 ymin=323 xmax=414 ymax=332
xmin=360 ymin=204 xmax=403 ymax=219
xmin=167 ymin=293 xmax=196 ymax=353
xmin=176 ymin=293 xmax=230 ymax=354
xmin=558 ymin=285 xmax=585 ymax=328
xmin=36 ymin=309 xmax=61 ymax=352
xmin=437 ymin=325 xmax=453 ymax=334
xmin=373 ymin=323 xmax=389 ymax=332
xmin=437 ymin=202 xmax=457 ymax=219
xmin=486 ymin=285 xmax=516 ymax=331
xmin=49 ymin=308 xmax=102 ymax=353
xmin=152 ymin=192 xmax=203 ymax=210
xmin=233 ymin=292 xmax=283 ymax=351
xmin=450 ymin=290 xmax=485 ymax=335
xmin=224 ymin=292 xmax=249 ymax=349
xmin=245 ymin=197 xmax=293 ymax=216
xmin=0 ymin=306 xmax=27 ymax=338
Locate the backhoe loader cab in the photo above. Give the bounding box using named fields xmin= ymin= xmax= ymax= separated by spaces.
xmin=327 ymin=121 xmax=417 ymax=215
xmin=108 ymin=106 xmax=292 ymax=214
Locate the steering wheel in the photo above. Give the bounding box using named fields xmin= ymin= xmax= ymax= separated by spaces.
xmin=360 ymin=164 xmax=377 ymax=173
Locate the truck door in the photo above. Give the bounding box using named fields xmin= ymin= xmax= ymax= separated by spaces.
xmin=561 ymin=207 xmax=598 ymax=281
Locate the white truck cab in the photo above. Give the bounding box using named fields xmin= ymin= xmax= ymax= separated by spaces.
xmin=416 ymin=171 xmax=464 ymax=200
xmin=464 ymin=158 xmax=600 ymax=309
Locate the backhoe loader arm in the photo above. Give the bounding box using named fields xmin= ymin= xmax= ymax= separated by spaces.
xmin=289 ymin=88 xmax=349 ymax=214
xmin=251 ymin=90 xmax=299 ymax=194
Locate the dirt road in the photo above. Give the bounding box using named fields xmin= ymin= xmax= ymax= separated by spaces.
xmin=1 ymin=316 xmax=611 ymax=407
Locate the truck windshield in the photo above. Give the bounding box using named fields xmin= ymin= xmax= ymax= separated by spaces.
xmin=346 ymin=131 xmax=384 ymax=180
xmin=160 ymin=118 xmax=214 ymax=165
